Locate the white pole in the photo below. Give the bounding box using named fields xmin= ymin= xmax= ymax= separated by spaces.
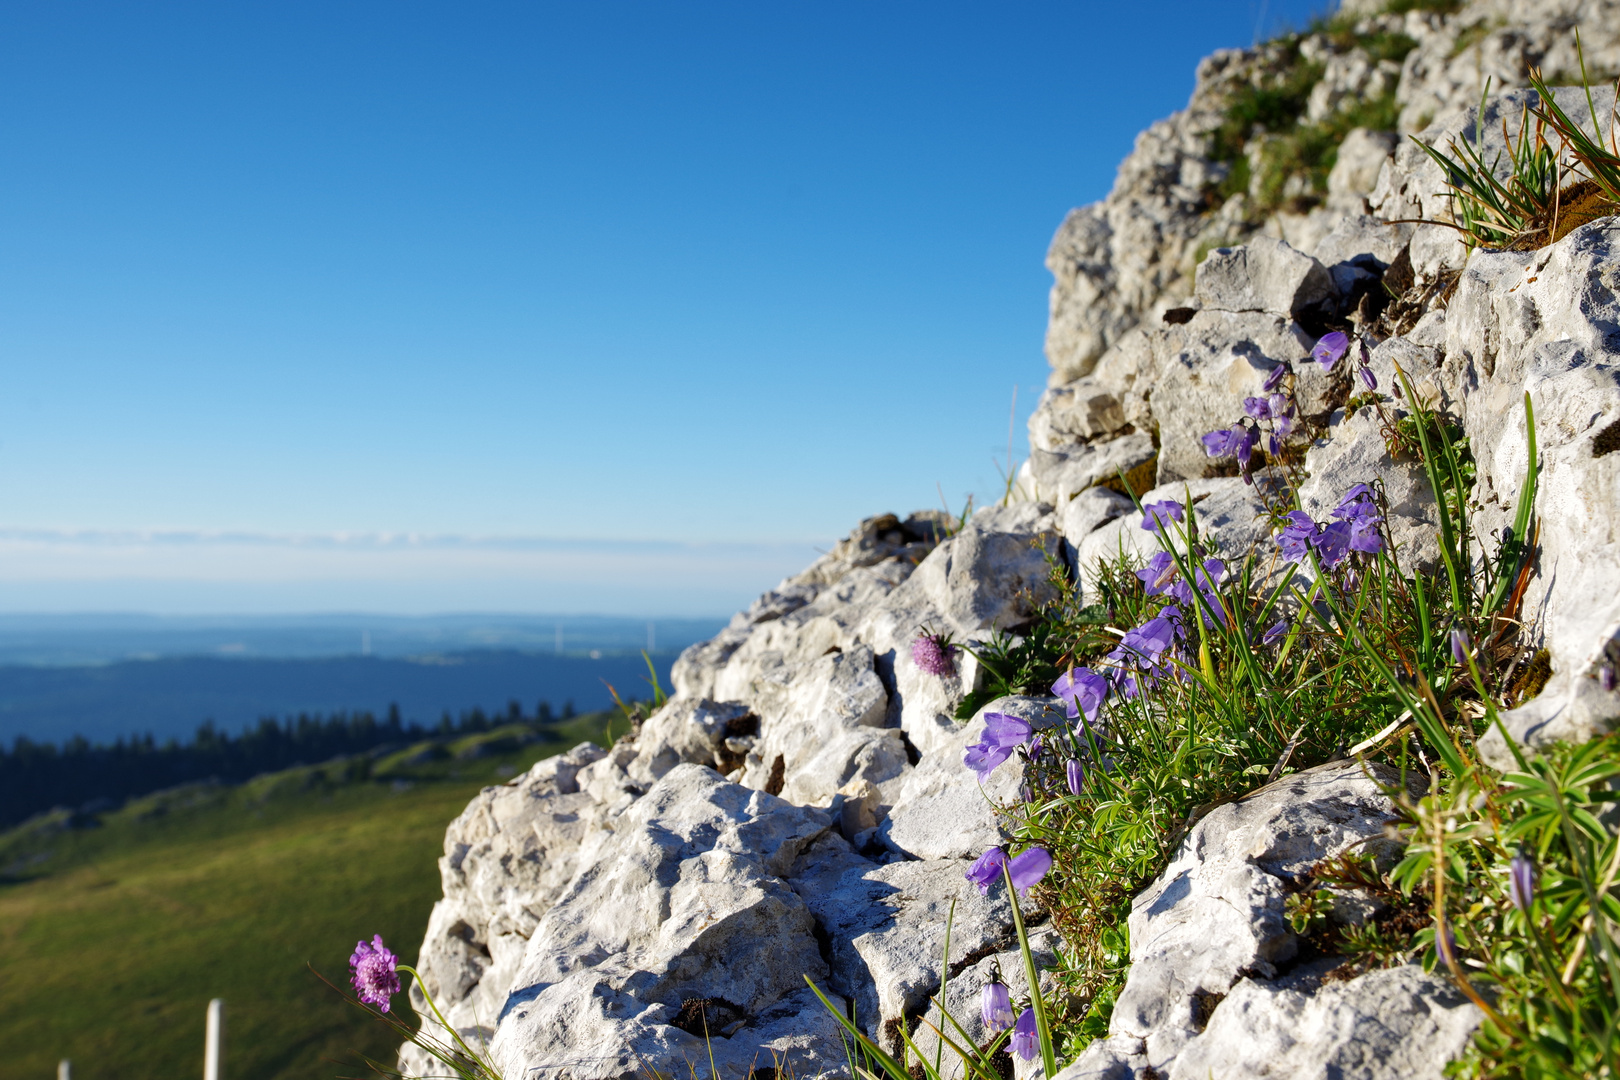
xmin=204 ymin=998 xmax=225 ymax=1080
xmin=57 ymin=1061 xmax=70 ymax=1080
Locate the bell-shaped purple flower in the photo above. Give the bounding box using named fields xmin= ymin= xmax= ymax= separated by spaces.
xmin=964 ymin=712 xmax=1034 ymax=781
xmin=1007 ymin=846 xmax=1053 ymax=896
xmin=1263 ymin=619 xmax=1288 ymax=646
xmin=1311 ymin=331 xmax=1350 ymax=371
xmin=911 ymin=633 xmax=957 ymax=677
xmin=1314 ymin=520 xmax=1353 ymax=568
xmin=1010 ymin=1007 xmax=1039 ymax=1061
xmin=1276 ymin=510 xmax=1318 ymax=564
xmin=1052 ymin=667 xmax=1109 ymax=724
xmin=1243 ymin=395 xmax=1273 ymax=421
xmin=964 ymin=846 xmax=1008 ymax=894
xmin=984 ymin=711 xmax=1033 ymax=747
xmin=1066 ymin=758 xmax=1085 ymax=796
xmin=1358 ymin=364 xmax=1378 ymax=392
xmin=1141 ymin=499 xmax=1184 ymax=533
xmin=350 ymin=935 xmax=402 ymax=1012
xmin=1450 ymin=628 xmax=1471 ymax=666
xmin=964 ymin=738 xmax=1014 ymax=782
xmin=1135 ymin=551 xmax=1178 ymax=597
xmin=981 ymin=982 xmax=1015 ymax=1032
xmin=1508 ymin=853 xmax=1538 ymax=911
xmin=1262 ymin=362 xmax=1289 ymax=392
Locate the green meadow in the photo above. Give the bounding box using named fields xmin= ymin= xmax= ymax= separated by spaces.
xmin=0 ymin=715 xmax=610 ymax=1080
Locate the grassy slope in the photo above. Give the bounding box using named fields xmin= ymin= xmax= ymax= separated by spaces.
xmin=0 ymin=716 xmax=609 ymax=1080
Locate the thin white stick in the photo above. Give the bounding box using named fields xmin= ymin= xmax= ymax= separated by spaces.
xmin=204 ymin=999 xmax=225 ymax=1080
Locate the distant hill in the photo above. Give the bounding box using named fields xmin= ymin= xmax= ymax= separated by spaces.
xmin=0 ymin=648 xmax=683 ymax=746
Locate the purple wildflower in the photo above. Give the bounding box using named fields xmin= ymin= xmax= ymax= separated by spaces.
xmin=1311 ymin=331 xmax=1350 ymax=371
xmin=1276 ymin=511 xmax=1318 ymax=564
xmin=1052 ymin=667 xmax=1109 ymax=724
xmin=963 ymin=712 xmax=1033 ymax=781
xmin=1450 ymin=628 xmax=1471 ymax=666
xmin=1359 ymin=364 xmax=1378 ymax=392
xmin=1314 ymin=520 xmax=1353 ymax=568
xmin=1508 ymin=854 xmax=1538 ymax=911
xmin=911 ymin=633 xmax=957 ymax=677
xmin=1262 ymin=362 xmax=1289 ymax=393
xmin=1263 ymin=620 xmax=1289 ymax=646
xmin=1437 ymin=924 xmax=1460 ymax=967
xmin=1243 ymin=395 xmax=1273 ymax=421
xmin=1066 ymin=758 xmax=1085 ymax=796
xmin=981 ymin=982 xmax=1015 ymax=1032
xmin=1008 ymin=847 xmax=1053 ymax=896
xmin=1142 ymin=499 xmax=1184 ymax=533
xmin=1011 ymin=1008 xmax=1039 ymax=1061
xmin=350 ymin=935 xmax=402 ymax=1012
xmin=1202 ymin=425 xmax=1258 ymax=466
xmin=1028 ymin=735 xmax=1044 ymax=760
xmin=1270 ymin=394 xmax=1296 ymax=438
xmin=965 ymin=847 xmax=1008 ymax=894
xmin=1135 ymin=551 xmax=1178 ymax=597
xmin=1602 ymin=664 xmax=1618 ymax=692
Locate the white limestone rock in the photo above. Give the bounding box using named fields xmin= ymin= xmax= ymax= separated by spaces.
xmin=1061 ymin=761 xmax=1476 ymax=1080
xmin=880 ymin=695 xmax=1070 ymax=862
xmin=1440 ymin=220 xmax=1620 ymax=766
xmin=1194 ymin=237 xmax=1337 ymax=320
xmin=858 ymin=503 xmax=1062 ymax=757
xmin=1027 ymin=434 xmax=1157 ymax=506
xmin=492 ymin=765 xmax=841 ymax=1080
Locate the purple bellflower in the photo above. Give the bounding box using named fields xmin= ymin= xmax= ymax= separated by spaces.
xmin=1315 ymin=520 xmax=1353 ymax=568
xmin=1066 ymin=758 xmax=1085 ymax=796
xmin=1450 ymin=628 xmax=1471 ymax=666
xmin=1263 ymin=619 xmax=1289 ymax=647
xmin=1052 ymin=667 xmax=1109 ymax=725
xmin=1508 ymin=853 xmax=1539 ymax=911
xmin=1243 ymin=395 xmax=1274 ymax=421
xmin=1011 ymin=1008 xmax=1039 ymax=1061
xmin=911 ymin=633 xmax=957 ymax=677
xmin=1276 ymin=510 xmax=1319 ymax=564
xmin=965 ymin=847 xmax=1008 ymax=894
xmin=1262 ymin=362 xmax=1289 ymax=393
xmin=1141 ymin=500 xmax=1184 ymax=533
xmin=350 ymin=935 xmax=402 ymax=1012
xmin=1333 ymin=484 xmax=1385 ymax=555
xmin=1007 ymin=847 xmax=1053 ymax=896
xmin=981 ymin=982 xmax=1016 ymax=1032
xmin=963 ymin=712 xmax=1033 ymax=781
xmin=1312 ymin=331 xmax=1350 ymax=371
xmin=1136 ymin=551 xmax=1178 ymax=597
xmin=1201 ymin=424 xmax=1259 ymax=466
xmin=1359 ymin=364 xmax=1378 ymax=392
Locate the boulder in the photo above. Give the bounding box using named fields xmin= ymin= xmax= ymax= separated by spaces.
xmin=1063 ymin=761 xmax=1477 ymax=1080
xmin=1194 ymin=238 xmax=1337 ymax=320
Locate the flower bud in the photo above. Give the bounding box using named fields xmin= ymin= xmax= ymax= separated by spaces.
xmin=980 ymin=982 xmax=1015 ymax=1032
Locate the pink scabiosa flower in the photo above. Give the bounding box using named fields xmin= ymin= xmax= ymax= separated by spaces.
xmin=350 ymin=935 xmax=402 ymax=1011
xmin=911 ymin=632 xmax=957 ymax=677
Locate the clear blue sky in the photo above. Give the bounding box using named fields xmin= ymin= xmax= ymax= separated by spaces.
xmin=0 ymin=0 xmax=1325 ymax=616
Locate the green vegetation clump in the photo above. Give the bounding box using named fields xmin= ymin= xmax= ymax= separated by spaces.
xmin=948 ymin=356 xmax=1619 ymax=1077
xmin=0 ymin=711 xmax=611 ymax=1080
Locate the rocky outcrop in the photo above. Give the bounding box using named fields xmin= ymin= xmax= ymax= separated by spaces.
xmin=406 ymin=2 xmax=1620 ymax=1078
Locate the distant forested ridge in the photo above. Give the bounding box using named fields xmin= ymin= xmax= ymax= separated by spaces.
xmin=0 ymin=698 xmax=585 ymax=831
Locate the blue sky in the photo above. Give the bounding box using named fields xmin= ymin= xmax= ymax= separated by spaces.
xmin=0 ymin=0 xmax=1324 ymax=616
